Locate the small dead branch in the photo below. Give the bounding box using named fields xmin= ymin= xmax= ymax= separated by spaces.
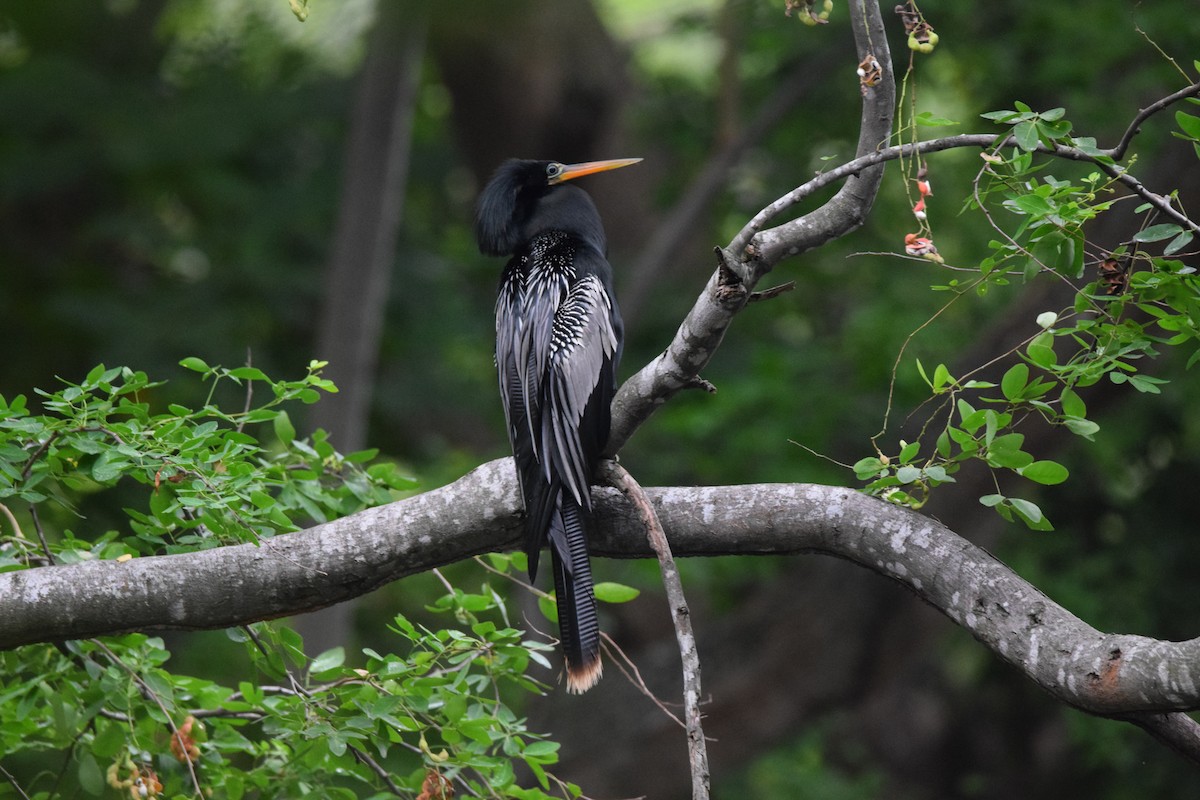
xmin=600 ymin=461 xmax=710 ymax=800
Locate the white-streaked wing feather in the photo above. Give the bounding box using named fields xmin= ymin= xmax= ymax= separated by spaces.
xmin=544 ymin=273 xmax=618 ymax=507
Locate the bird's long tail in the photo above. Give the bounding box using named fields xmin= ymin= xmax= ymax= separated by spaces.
xmin=548 ymin=491 xmax=602 ymax=693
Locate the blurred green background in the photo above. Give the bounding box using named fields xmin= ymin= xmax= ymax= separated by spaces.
xmin=2 ymin=0 xmax=1200 ymax=797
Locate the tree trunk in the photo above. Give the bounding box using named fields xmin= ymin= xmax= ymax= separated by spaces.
xmin=296 ymin=1 xmax=427 ymax=655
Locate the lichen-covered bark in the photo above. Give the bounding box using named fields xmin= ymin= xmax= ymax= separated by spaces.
xmin=3 ymin=459 xmax=1199 ymax=726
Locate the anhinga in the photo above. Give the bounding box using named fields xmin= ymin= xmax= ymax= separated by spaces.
xmin=476 ymin=157 xmax=640 ymax=693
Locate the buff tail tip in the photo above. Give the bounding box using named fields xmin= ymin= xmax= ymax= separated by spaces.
xmin=565 ymin=656 xmax=604 ymax=694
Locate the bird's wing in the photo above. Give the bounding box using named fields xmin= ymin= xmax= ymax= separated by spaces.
xmin=543 ymin=269 xmax=619 ymax=509
xmin=495 ymin=257 xmax=529 ymax=459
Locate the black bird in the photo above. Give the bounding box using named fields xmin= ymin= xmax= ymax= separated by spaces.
xmin=476 ymin=157 xmax=640 ymax=693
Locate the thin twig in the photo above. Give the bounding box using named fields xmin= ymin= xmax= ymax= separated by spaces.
xmin=730 ymin=78 xmax=1200 ymax=259
xmin=730 ymin=127 xmax=1200 ymax=257
xmin=600 ymin=632 xmax=688 ymax=731
xmin=0 ymin=763 xmax=32 ymax=800
xmin=350 ymin=747 xmax=405 ymax=796
xmin=747 ymin=281 xmax=796 ymax=303
xmin=235 ymin=349 xmax=254 ymax=435
xmin=28 ymin=505 xmax=54 ymax=565
xmin=1105 ymin=80 xmax=1200 ymax=160
xmin=430 ymin=567 xmax=455 ymax=595
xmin=600 ymin=461 xmax=709 ymax=800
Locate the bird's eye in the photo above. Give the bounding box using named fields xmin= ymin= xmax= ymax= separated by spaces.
xmin=546 ymin=163 xmax=563 ymax=180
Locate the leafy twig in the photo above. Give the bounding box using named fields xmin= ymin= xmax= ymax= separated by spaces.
xmin=91 ymin=638 xmax=204 ymax=798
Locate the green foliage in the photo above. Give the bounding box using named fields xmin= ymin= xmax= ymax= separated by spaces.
xmin=0 ymin=364 xmax=577 ymax=799
xmin=0 ymin=361 xmax=413 ymax=560
xmin=3 ymin=2 xmax=1200 ymax=797
xmin=859 ymin=101 xmax=1200 ymax=530
xmin=0 ymin=597 xmax=571 ymax=799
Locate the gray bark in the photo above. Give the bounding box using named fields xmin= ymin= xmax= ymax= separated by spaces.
xmin=3 ymin=457 xmax=1200 ymax=731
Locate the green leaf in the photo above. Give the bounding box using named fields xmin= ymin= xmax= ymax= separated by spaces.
xmin=853 ymin=456 xmax=886 ymax=479
xmin=979 ymin=493 xmax=1005 ymax=508
xmin=1010 ymin=498 xmax=1054 ymax=531
xmin=1037 ymin=118 xmax=1072 ymax=140
xmin=366 ymin=462 xmax=419 ymax=490
xmin=987 ymin=433 xmax=1033 ymax=469
xmin=1176 ymin=110 xmax=1200 ymax=140
xmin=309 ymin=646 xmax=345 ymax=675
xmin=179 ymin=356 xmax=210 ymax=373
xmin=1133 ymin=223 xmax=1183 ymax=243
xmin=915 ymin=111 xmax=959 ymax=127
xmin=1059 ymin=388 xmax=1086 ymax=419
xmin=1001 ymin=363 xmax=1029 ymax=401
xmin=77 ymin=750 xmax=104 ymax=796
xmin=1014 ymin=120 xmax=1040 ymax=151
xmin=593 ymin=582 xmax=640 ymax=604
xmin=1031 ymin=232 xmax=1078 ymax=277
xmin=238 ymin=680 xmax=263 ymax=705
xmin=538 ymin=595 xmax=557 ymax=624
xmin=981 ymin=109 xmax=1020 ymax=122
xmin=896 ymin=466 xmax=921 ymax=484
xmin=1065 ymin=418 xmax=1100 ymax=439
xmin=1019 ymin=460 xmax=1069 ymax=485
xmin=1011 ymin=193 xmax=1052 ymax=216
xmin=229 ymin=366 xmax=269 ymax=381
xmin=442 ymin=693 xmax=468 ymax=723
xmin=1128 ymin=374 xmax=1166 ymax=394
xmin=523 ymin=740 xmax=561 ymax=759
xmin=1026 ymin=332 xmax=1057 ymax=368
xmin=1164 ymin=230 xmax=1194 ymax=256
xmin=936 ymin=429 xmax=953 ymax=458
xmin=248 ymin=490 xmax=275 ymax=509
xmin=91 ymin=451 xmax=128 ymax=483
xmin=933 ymin=363 xmax=952 ymax=392
xmin=273 ymin=410 xmax=296 ymax=445
xmin=92 ymin=719 xmax=127 ymax=758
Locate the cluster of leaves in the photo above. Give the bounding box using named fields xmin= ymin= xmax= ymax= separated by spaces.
xmin=0 ymin=585 xmax=576 ymax=799
xmin=858 ymin=102 xmax=1200 ymax=529
xmin=0 ymin=363 xmax=589 ymax=798
xmin=0 ymin=359 xmax=414 ymax=565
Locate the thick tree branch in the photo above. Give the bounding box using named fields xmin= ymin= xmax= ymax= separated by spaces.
xmin=4 ymin=458 xmax=1200 ymax=740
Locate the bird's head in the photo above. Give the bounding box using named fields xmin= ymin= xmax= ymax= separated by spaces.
xmin=475 ymin=158 xmax=641 ymax=256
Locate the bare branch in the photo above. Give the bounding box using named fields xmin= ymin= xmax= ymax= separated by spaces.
xmin=602 ymin=461 xmax=709 ymax=800
xmin=1127 ymin=712 xmax=1200 ymax=768
xmin=1105 ymin=80 xmax=1200 ymax=161
xmin=607 ymin=0 xmax=895 ymax=456
xmin=5 ymin=459 xmax=1200 ymax=752
xmin=609 ymin=96 xmax=1200 ymax=458
xmin=621 ymin=57 xmax=825 ymax=324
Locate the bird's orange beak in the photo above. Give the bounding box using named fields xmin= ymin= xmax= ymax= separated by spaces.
xmin=551 ymin=158 xmax=642 ymax=184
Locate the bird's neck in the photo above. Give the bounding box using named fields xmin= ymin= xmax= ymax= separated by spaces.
xmin=523 ymin=185 xmax=607 ymax=257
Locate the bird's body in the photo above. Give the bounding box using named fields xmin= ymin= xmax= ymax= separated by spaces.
xmin=476 ymin=158 xmax=638 ymax=693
